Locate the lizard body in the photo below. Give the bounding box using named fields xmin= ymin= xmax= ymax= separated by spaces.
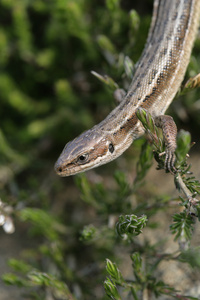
xmin=55 ymin=0 xmax=200 ymax=177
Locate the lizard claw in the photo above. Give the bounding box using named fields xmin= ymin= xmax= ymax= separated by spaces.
xmin=164 ymin=150 xmax=177 ymax=174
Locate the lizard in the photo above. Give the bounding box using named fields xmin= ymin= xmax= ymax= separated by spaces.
xmin=55 ymin=0 xmax=200 ymax=177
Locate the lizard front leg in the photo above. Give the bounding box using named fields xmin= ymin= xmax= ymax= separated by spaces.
xmin=155 ymin=115 xmax=177 ymax=173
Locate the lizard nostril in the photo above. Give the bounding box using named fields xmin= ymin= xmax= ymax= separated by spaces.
xmin=58 ymin=167 xmax=62 ymax=173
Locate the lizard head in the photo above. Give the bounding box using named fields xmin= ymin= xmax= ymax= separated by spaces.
xmin=54 ymin=127 xmax=122 ymax=176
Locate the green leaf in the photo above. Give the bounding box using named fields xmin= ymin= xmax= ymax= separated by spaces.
xmin=136 ymin=108 xmax=162 ymax=150
xmin=176 ymin=130 xmax=191 ymax=164
xmin=19 ymin=208 xmax=63 ymax=241
xmin=8 ymin=259 xmax=32 ymax=274
xmin=179 ymin=247 xmax=200 ymax=269
xmin=80 ymin=224 xmax=97 ymax=241
xmin=170 ymin=211 xmax=195 ymax=243
xmin=124 ymin=56 xmax=135 ymax=80
xmin=2 ymin=273 xmax=29 ymax=287
xmin=131 ymin=252 xmax=142 ymax=273
xmin=97 ymin=34 xmax=117 ymax=56
xmin=106 ymin=259 xmax=123 ymax=283
xmin=116 ymin=214 xmax=148 ymax=239
xmin=27 ymin=271 xmax=73 ymax=300
xmin=104 ymin=277 xmax=122 ymax=300
xmin=91 ymin=71 xmax=119 ymax=90
xmin=134 ymin=141 xmax=153 ymax=184
xmin=129 ymin=9 xmax=140 ymax=32
xmin=106 ymin=0 xmax=120 ymax=11
xmin=114 ymin=171 xmax=130 ymax=197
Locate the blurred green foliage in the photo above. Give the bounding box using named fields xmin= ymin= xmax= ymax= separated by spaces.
xmin=0 ymin=0 xmax=200 ymax=299
xmin=0 ymin=0 xmax=151 ymax=179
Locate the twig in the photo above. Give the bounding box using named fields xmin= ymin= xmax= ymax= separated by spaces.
xmin=175 ymin=173 xmax=199 ymax=214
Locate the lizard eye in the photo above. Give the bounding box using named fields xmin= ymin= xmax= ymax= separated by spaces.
xmin=77 ymin=154 xmax=89 ymax=164
xmin=109 ymin=143 xmax=114 ymax=153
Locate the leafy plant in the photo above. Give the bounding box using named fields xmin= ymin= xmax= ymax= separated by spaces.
xmin=0 ymin=0 xmax=200 ymax=299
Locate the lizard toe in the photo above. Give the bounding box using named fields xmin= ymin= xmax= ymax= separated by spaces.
xmin=164 ymin=150 xmax=177 ymax=174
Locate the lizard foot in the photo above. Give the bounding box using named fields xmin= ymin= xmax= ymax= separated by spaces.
xmin=159 ymin=150 xmax=177 ymax=174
